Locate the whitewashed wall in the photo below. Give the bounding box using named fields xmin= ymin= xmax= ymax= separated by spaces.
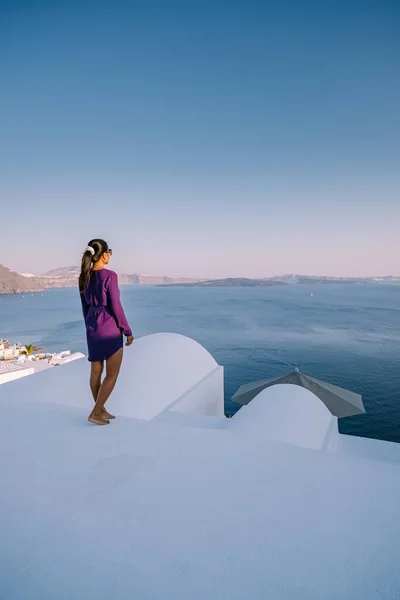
xmin=111 ymin=333 xmax=223 ymax=419
xmin=0 ymin=367 xmax=34 ymax=385
xmin=169 ymin=366 xmax=224 ymax=417
xmin=51 ymin=352 xmax=85 ymax=365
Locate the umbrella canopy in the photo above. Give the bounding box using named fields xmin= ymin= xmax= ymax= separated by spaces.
xmin=232 ymin=369 xmax=365 ymax=418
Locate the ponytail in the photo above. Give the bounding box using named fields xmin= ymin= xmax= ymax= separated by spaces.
xmin=78 ymin=238 xmax=109 ymax=292
xmin=79 ymin=251 xmax=94 ymax=292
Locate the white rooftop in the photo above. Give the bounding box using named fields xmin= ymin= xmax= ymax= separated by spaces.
xmin=1 ymin=333 xmax=399 ymax=599
xmin=0 ymin=361 xmax=28 ymax=374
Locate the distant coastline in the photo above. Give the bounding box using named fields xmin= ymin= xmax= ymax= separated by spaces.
xmin=162 ymin=275 xmax=400 ymax=288
xmin=163 ymin=278 xmax=287 ymax=288
xmin=1 ymin=264 xmax=399 ymax=295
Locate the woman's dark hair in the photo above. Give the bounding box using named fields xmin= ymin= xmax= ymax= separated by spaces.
xmin=79 ymin=239 xmax=109 ymax=292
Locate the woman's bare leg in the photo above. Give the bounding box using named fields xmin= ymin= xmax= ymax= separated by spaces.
xmin=89 ymin=361 xmax=109 ymax=424
xmin=89 ymin=360 xmax=115 ymax=420
xmin=88 ymin=349 xmax=123 ymax=424
xmin=90 ymin=361 xmax=104 ymax=402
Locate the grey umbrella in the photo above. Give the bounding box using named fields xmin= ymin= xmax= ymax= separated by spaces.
xmin=232 ymin=369 xmax=365 ymax=418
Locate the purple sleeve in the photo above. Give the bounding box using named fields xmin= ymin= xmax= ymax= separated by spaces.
xmin=107 ymin=272 xmax=132 ymax=336
xmin=80 ymin=292 xmax=89 ymax=320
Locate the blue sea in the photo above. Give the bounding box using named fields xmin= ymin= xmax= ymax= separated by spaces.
xmin=1 ymin=284 xmax=399 ymax=442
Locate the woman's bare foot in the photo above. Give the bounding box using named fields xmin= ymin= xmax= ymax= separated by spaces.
xmin=88 ymin=413 xmax=110 ymax=425
xmin=102 ymin=410 xmax=115 ymax=420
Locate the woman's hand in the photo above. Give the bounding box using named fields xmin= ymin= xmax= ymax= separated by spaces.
xmin=125 ymin=335 xmax=134 ymax=347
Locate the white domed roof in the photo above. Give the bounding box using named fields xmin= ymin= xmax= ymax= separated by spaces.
xmin=111 ymin=333 xmax=218 ymax=419
xmin=232 ymin=383 xmax=337 ymax=450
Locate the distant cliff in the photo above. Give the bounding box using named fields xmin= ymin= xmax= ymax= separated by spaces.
xmin=35 ymin=266 xmax=80 ymax=288
xmin=37 ymin=267 xmax=203 ymax=287
xmin=6 ymin=266 xmax=203 ymax=290
xmin=0 ymin=265 xmax=44 ymax=295
xmin=36 ymin=267 xmax=138 ymax=288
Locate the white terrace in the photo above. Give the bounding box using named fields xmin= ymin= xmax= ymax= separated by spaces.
xmin=1 ymin=333 xmax=399 ymax=600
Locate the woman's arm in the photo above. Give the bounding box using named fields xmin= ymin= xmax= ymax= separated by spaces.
xmin=106 ymin=272 xmax=132 ymax=336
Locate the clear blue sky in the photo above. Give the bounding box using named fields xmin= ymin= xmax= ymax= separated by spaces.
xmin=1 ymin=1 xmax=399 ymax=277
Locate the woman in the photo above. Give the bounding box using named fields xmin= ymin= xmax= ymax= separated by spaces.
xmin=79 ymin=239 xmax=134 ymax=425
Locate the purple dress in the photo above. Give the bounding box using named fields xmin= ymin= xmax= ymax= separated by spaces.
xmin=80 ymin=269 xmax=132 ymax=362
